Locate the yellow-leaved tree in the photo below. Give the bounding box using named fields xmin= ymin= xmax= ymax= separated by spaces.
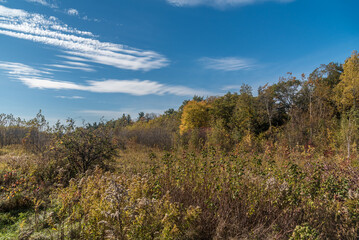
xmin=334 ymin=51 xmax=359 ymax=110
xmin=334 ymin=51 xmax=359 ymax=159
xmin=179 ymin=100 xmax=211 ymax=135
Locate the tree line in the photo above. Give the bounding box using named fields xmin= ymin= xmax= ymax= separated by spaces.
xmin=2 ymin=51 xmax=359 ymax=157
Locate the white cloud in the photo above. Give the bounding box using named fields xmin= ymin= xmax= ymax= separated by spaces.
xmin=56 ymin=95 xmax=84 ymax=99
xmin=26 ymin=0 xmax=57 ymax=8
xmin=0 ymin=61 xmax=211 ymax=96
xmin=200 ymin=57 xmax=255 ymax=71
xmin=67 ymin=8 xmax=79 ymax=16
xmin=0 ymin=61 xmax=51 ymax=77
xmin=48 ymin=60 xmax=95 ymax=72
xmin=48 ymin=64 xmax=95 ymax=72
xmin=167 ymin=0 xmax=294 ymax=8
xmin=57 ymin=55 xmax=89 ymax=62
xmin=0 ymin=5 xmax=168 ymax=71
xmin=62 ymin=61 xmax=90 ymax=67
xmin=0 ymin=5 xmax=27 ymax=17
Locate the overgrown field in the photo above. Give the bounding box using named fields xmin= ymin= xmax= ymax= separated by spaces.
xmin=1 ymin=141 xmax=359 ymax=239
xmin=2 ymin=52 xmax=359 ymax=239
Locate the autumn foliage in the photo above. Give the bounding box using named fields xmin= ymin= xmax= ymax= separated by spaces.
xmin=2 ymin=51 xmax=359 ymax=239
xmin=179 ymin=100 xmax=211 ymax=135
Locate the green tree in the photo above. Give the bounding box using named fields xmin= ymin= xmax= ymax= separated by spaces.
xmin=233 ymin=85 xmax=258 ymax=139
xmin=138 ymin=112 xmax=145 ymax=121
xmin=272 ymin=73 xmax=301 ymax=117
xmin=210 ymin=92 xmax=239 ymax=130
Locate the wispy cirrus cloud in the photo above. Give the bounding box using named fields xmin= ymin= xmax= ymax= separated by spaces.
xmin=167 ymin=0 xmax=294 ymax=8
xmin=48 ymin=60 xmax=95 ymax=72
xmin=0 ymin=61 xmax=51 ymax=77
xmin=56 ymin=95 xmax=84 ymax=99
xmin=199 ymin=57 xmax=255 ymax=71
xmin=0 ymin=5 xmax=168 ymax=71
xmin=0 ymin=61 xmax=210 ymax=96
xmin=57 ymin=55 xmax=89 ymax=62
xmin=26 ymin=0 xmax=57 ymax=8
xmin=47 ymin=64 xmax=95 ymax=72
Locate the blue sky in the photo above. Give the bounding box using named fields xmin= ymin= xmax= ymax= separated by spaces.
xmin=0 ymin=0 xmax=358 ymax=123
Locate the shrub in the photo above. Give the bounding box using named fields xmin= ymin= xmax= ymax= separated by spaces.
xmin=53 ymin=127 xmax=117 ymax=175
